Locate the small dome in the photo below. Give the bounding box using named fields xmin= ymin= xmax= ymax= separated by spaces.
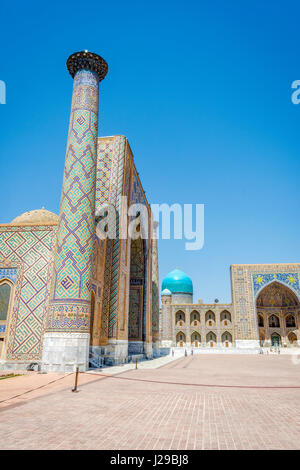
xmin=161 ymin=288 xmax=172 ymax=296
xmin=11 ymin=208 xmax=58 ymax=226
xmin=162 ymin=269 xmax=193 ymax=294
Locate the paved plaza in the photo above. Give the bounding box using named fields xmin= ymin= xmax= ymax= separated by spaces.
xmin=1 ymin=354 xmax=300 ymax=450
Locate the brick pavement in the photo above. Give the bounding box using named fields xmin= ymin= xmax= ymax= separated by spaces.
xmin=0 ymin=355 xmax=300 ymax=449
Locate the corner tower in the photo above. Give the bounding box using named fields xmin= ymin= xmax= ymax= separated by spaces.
xmin=42 ymin=51 xmax=108 ymax=372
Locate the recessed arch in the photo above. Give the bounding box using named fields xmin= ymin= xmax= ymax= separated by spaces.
xmin=286 ymin=314 xmax=296 ymax=328
xmin=271 ymin=332 xmax=281 ymax=347
xmin=0 ymin=279 xmax=14 ymax=322
xmin=205 ymin=310 xmax=215 ymax=323
xmin=220 ymin=310 xmax=231 ymax=322
xmin=288 ymin=332 xmax=297 ymax=345
xmin=206 ymin=331 xmax=216 ymax=342
xmin=256 ymin=281 xmax=300 ymax=346
xmin=221 ymin=331 xmax=232 ymax=342
xmin=221 ymin=331 xmax=232 ymax=347
xmin=269 ymin=314 xmax=280 ymax=328
xmin=176 ymin=331 xmax=186 ymax=347
xmin=255 ymin=280 xmax=300 ymax=304
xmin=190 ymin=310 xmax=200 ymax=325
xmin=191 ymin=331 xmax=201 ymax=345
xmin=175 ymin=310 xmax=185 ymax=324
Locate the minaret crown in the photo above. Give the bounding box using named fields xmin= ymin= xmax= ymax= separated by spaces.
xmin=67 ymin=50 xmax=108 ymax=81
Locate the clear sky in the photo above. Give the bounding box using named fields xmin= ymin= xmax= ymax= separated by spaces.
xmin=1 ymin=0 xmax=300 ymax=303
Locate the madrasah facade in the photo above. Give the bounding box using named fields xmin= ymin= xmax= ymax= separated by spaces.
xmin=160 ymin=266 xmax=300 ymax=350
xmin=0 ymin=51 xmax=299 ymax=373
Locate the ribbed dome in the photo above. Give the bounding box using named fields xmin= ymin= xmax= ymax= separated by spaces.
xmin=162 ymin=269 xmax=193 ymax=294
xmin=11 ymin=208 xmax=58 ymax=226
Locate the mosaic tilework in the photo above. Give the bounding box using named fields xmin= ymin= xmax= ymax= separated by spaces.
xmin=108 ymin=137 xmax=126 ymax=338
xmin=100 ymin=239 xmax=113 ymax=340
xmin=96 ymin=136 xmax=126 ymax=339
xmin=151 ymin=224 xmax=159 ymax=342
xmin=0 ymin=268 xmax=17 ymax=284
xmin=118 ymin=271 xmax=127 ymax=331
xmin=128 ymin=286 xmax=143 ymax=340
xmin=48 ymin=69 xmax=99 ymax=332
xmin=47 ymin=302 xmax=89 ymax=330
xmin=117 ymin=153 xmax=132 ymax=338
xmin=253 ymin=272 xmax=300 ymax=296
xmin=95 ymin=138 xmax=115 ymax=342
xmin=129 ymin=237 xmax=145 ymax=341
xmin=0 ymin=226 xmax=55 ymax=360
xmin=130 ymin=169 xmax=150 ymax=341
xmin=95 ymin=138 xmax=114 ymax=207
xmin=95 ymin=137 xmax=153 ymax=343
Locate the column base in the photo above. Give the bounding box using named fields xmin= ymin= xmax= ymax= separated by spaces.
xmin=104 ymin=339 xmax=128 ymax=366
xmin=89 ymin=345 xmax=106 ymax=368
xmin=41 ymin=332 xmax=89 ymax=372
xmin=143 ymin=342 xmax=153 ymax=359
xmin=128 ymin=341 xmax=143 ymax=355
xmin=152 ymin=341 xmax=161 ymax=358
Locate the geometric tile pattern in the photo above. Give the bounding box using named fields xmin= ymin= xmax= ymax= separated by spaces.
xmin=0 ymin=268 xmax=17 ymax=284
xmin=0 ymin=226 xmax=55 ymax=360
xmin=108 ymin=137 xmax=126 ymax=338
xmin=151 ymin=224 xmax=159 ymax=341
xmin=130 ymin=169 xmax=149 ymax=340
xmin=96 ymin=137 xmax=121 ymax=340
xmin=96 ymin=136 xmax=127 ymax=339
xmin=47 ymin=69 xmax=99 ymax=332
xmin=128 ymin=286 xmax=143 ymax=340
xmin=129 ymin=237 xmax=145 ymax=341
xmin=95 ymin=136 xmax=153 ymax=343
xmin=96 ymin=138 xmax=113 ymax=207
xmin=253 ymin=272 xmax=300 ymax=295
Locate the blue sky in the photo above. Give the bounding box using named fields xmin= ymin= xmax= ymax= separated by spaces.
xmin=1 ymin=0 xmax=300 ymax=303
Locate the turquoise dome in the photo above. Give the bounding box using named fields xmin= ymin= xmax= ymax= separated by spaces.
xmin=162 ymin=269 xmax=193 ymax=294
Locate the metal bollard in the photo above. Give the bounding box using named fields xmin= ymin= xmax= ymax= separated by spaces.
xmin=72 ymin=366 xmax=79 ymax=392
xmin=135 ymin=358 xmax=138 ymax=369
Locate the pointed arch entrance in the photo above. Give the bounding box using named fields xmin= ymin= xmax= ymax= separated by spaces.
xmin=271 ymin=332 xmax=281 ymax=347
xmin=256 ymin=281 xmax=299 ymax=347
xmin=288 ymin=331 xmax=297 ymax=345
xmin=191 ymin=331 xmax=201 ymax=347
xmin=176 ymin=331 xmax=186 ymax=347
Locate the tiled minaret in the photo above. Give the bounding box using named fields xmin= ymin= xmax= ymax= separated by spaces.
xmin=42 ymin=51 xmax=108 ymax=372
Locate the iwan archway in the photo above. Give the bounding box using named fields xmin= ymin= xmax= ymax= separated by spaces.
xmin=256 ymin=281 xmax=300 ymax=347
